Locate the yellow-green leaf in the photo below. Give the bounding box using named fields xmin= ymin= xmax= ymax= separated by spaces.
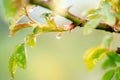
xmin=84 ymin=9 xmax=97 ymax=17
xmin=45 ymin=18 xmax=57 ymax=28
xmin=26 ymin=34 xmax=36 ymax=48
xmin=8 ymin=54 xmax=17 ymax=79
xmin=102 ymin=70 xmax=115 ymax=80
xmin=41 ymin=13 xmax=57 ymax=28
xmin=83 ymin=17 xmax=102 ymax=35
xmin=3 ymin=0 xmax=26 ymax=19
xmin=84 ymin=46 xmax=107 ymax=70
xmin=38 ymin=24 xmax=66 ymax=32
xmin=3 ymin=0 xmax=17 ymax=18
xmin=116 ymin=67 xmax=120 ymax=80
xmin=14 ymin=43 xmax=27 ymax=69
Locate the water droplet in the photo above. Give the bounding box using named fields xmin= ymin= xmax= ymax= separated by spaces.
xmin=56 ymin=32 xmax=62 ymax=39
xmin=56 ymin=35 xmax=61 ymax=39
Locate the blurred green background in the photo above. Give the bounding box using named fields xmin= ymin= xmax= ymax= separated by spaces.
xmin=0 ymin=0 xmax=120 ymax=80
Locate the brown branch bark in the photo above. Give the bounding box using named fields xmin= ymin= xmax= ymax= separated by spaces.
xmin=29 ymin=0 xmax=116 ymax=33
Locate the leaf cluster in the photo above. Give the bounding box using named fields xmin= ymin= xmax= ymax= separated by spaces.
xmin=2 ymin=0 xmax=120 ymax=80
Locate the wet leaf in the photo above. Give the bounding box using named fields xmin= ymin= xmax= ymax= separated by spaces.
xmin=26 ymin=34 xmax=36 ymax=48
xmin=14 ymin=43 xmax=27 ymax=69
xmin=84 ymin=46 xmax=107 ymax=70
xmin=102 ymin=69 xmax=115 ymax=80
xmin=8 ymin=54 xmax=17 ymax=79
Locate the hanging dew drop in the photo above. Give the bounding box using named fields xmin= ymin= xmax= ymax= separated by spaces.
xmin=56 ymin=35 xmax=61 ymax=39
xmin=56 ymin=32 xmax=62 ymax=39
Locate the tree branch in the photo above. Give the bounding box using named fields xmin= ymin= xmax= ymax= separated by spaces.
xmin=29 ymin=0 xmax=116 ymax=33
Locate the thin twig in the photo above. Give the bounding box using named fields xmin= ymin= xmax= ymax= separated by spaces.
xmin=24 ymin=6 xmax=36 ymax=24
xmin=29 ymin=0 xmax=117 ymax=33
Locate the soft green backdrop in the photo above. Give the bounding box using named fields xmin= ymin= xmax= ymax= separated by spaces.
xmin=0 ymin=0 xmax=120 ymax=80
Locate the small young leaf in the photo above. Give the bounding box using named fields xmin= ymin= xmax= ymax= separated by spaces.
xmin=83 ymin=17 xmax=102 ymax=35
xmin=116 ymin=67 xmax=120 ymax=80
xmin=83 ymin=9 xmax=97 ymax=17
xmin=84 ymin=46 xmax=107 ymax=70
xmin=14 ymin=43 xmax=27 ymax=69
xmin=45 ymin=18 xmax=57 ymax=28
xmin=38 ymin=24 xmax=66 ymax=32
xmin=102 ymin=59 xmax=116 ymax=69
xmin=41 ymin=12 xmax=55 ymax=18
xmin=101 ymin=34 xmax=113 ymax=48
xmin=33 ymin=26 xmax=40 ymax=34
xmin=26 ymin=34 xmax=36 ymax=48
xmin=107 ymin=51 xmax=120 ymax=62
xmin=8 ymin=54 xmax=17 ymax=79
xmin=87 ymin=14 xmax=100 ymax=20
xmin=102 ymin=69 xmax=115 ymax=80
xmin=41 ymin=12 xmax=57 ymax=28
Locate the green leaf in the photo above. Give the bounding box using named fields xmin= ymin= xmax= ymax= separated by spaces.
xmin=100 ymin=2 xmax=115 ymax=25
xmin=102 ymin=34 xmax=113 ymax=48
xmin=26 ymin=34 xmax=36 ymax=48
xmin=41 ymin=12 xmax=55 ymax=18
xmin=84 ymin=46 xmax=107 ymax=70
xmin=41 ymin=12 xmax=57 ymax=28
xmin=102 ymin=59 xmax=116 ymax=69
xmin=3 ymin=0 xmax=17 ymax=18
xmin=116 ymin=67 xmax=120 ymax=80
xmin=8 ymin=54 xmax=17 ymax=79
xmin=14 ymin=43 xmax=27 ymax=69
xmin=102 ymin=69 xmax=115 ymax=80
xmin=33 ymin=26 xmax=40 ymax=34
xmin=107 ymin=51 xmax=120 ymax=62
xmin=46 ymin=18 xmax=57 ymax=28
xmin=3 ymin=0 xmax=25 ymax=19
xmin=83 ymin=17 xmax=102 ymax=35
